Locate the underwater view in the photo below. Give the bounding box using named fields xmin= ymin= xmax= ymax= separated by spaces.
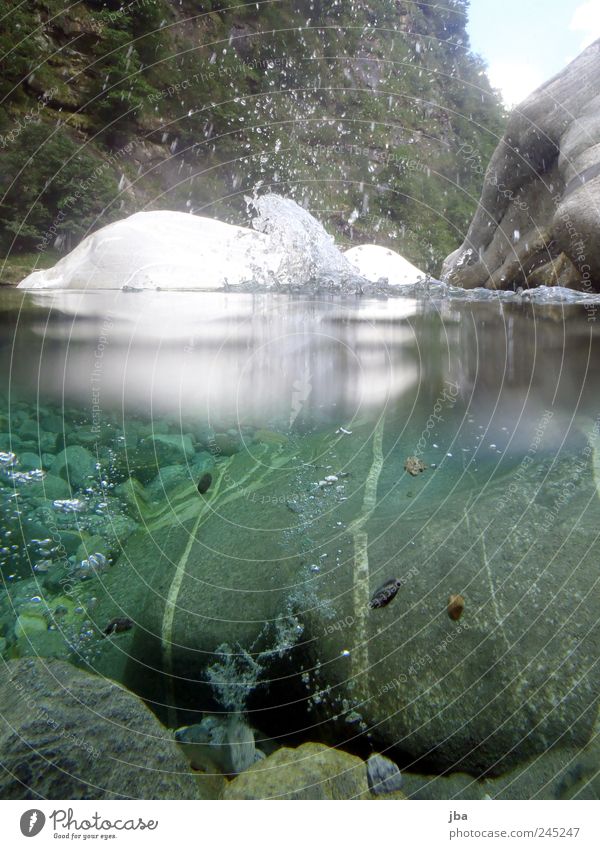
xmin=1 ymin=287 xmax=599 ymax=801
xmin=1 ymin=0 xmax=600 ymax=829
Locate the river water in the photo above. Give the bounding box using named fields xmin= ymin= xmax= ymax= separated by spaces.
xmin=1 ymin=288 xmax=599 ymax=798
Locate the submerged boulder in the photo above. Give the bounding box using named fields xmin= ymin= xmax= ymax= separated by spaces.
xmin=0 ymin=658 xmax=200 ymax=799
xmin=83 ymin=415 xmax=599 ymax=775
xmin=222 ymin=742 xmax=405 ymax=800
xmin=443 ymin=40 xmax=600 ymax=291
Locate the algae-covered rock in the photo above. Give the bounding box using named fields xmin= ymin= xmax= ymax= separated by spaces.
xmin=90 ymin=441 xmax=306 ymax=717
xmin=0 ymin=659 xmax=201 ymax=799
xmin=222 ymin=742 xmax=404 ymax=800
xmin=50 ymin=446 xmax=96 ymax=487
xmin=298 ymin=422 xmax=600 ymax=775
xmin=150 ymin=433 xmax=195 ymax=464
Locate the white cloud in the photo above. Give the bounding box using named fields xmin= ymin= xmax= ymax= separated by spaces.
xmin=570 ymin=0 xmax=600 ymax=48
xmin=487 ymin=62 xmax=545 ymax=107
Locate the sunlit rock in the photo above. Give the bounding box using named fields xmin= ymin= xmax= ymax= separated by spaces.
xmin=18 ymin=196 xmax=426 ymax=291
xmin=344 ymin=244 xmax=425 ymax=286
xmin=19 ymin=210 xmax=281 ymax=290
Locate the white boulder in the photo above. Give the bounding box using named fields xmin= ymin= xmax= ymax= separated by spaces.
xmin=343 ymin=244 xmax=425 ymax=286
xmin=18 ymin=203 xmax=426 ymax=291
xmin=19 ymin=210 xmax=281 ymax=290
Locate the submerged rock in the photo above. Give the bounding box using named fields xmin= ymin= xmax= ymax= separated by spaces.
xmin=83 ymin=420 xmax=599 ymax=777
xmin=176 ymin=714 xmax=262 ymax=775
xmin=366 ymin=753 xmax=404 ymax=795
xmin=222 ymin=742 xmax=406 ymax=800
xmin=50 ymin=446 xmax=96 ymax=487
xmin=443 ymin=40 xmax=600 ymax=292
xmin=0 ymin=659 xmax=200 ymax=799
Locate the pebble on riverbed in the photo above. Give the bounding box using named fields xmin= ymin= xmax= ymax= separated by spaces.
xmin=448 ymin=593 xmax=465 ymax=621
xmin=366 ymin=753 xmax=403 ymax=795
xmin=197 ymin=472 xmax=212 ymax=494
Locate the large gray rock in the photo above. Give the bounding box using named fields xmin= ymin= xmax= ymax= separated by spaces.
xmin=82 ymin=416 xmax=600 ymax=776
xmin=0 ymin=659 xmax=200 ymax=799
xmin=443 ymin=40 xmax=600 ymax=292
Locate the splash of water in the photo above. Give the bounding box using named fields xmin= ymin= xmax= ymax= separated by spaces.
xmin=247 ymin=194 xmax=365 ymax=291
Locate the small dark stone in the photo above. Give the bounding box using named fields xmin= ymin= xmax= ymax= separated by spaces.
xmin=197 ymin=472 xmax=212 ymax=494
xmin=366 ymin=753 xmax=403 ymax=795
xmin=103 ymin=617 xmax=134 ymax=637
xmin=369 ymin=578 xmax=402 ymax=609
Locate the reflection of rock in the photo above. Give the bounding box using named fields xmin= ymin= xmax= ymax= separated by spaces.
xmin=0 ymin=659 xmax=200 ymax=799
xmin=222 ymin=742 xmax=406 ymax=800
xmin=443 ymin=40 xmax=600 ymax=291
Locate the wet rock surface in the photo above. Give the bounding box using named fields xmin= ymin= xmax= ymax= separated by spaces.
xmin=0 ymin=659 xmax=200 ymax=799
xmin=222 ymin=742 xmax=406 ymax=800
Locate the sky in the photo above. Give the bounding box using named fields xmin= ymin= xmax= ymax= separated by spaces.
xmin=467 ymin=0 xmax=600 ymax=105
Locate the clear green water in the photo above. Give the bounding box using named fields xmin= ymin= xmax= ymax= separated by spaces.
xmin=1 ymin=289 xmax=599 ymax=798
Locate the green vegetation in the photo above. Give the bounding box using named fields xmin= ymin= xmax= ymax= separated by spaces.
xmin=0 ymin=0 xmax=505 ymax=274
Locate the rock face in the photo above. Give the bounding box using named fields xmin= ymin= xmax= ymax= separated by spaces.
xmin=443 ymin=40 xmax=600 ymax=291
xmin=222 ymin=742 xmax=406 ymax=800
xmin=0 ymin=659 xmax=200 ymax=799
